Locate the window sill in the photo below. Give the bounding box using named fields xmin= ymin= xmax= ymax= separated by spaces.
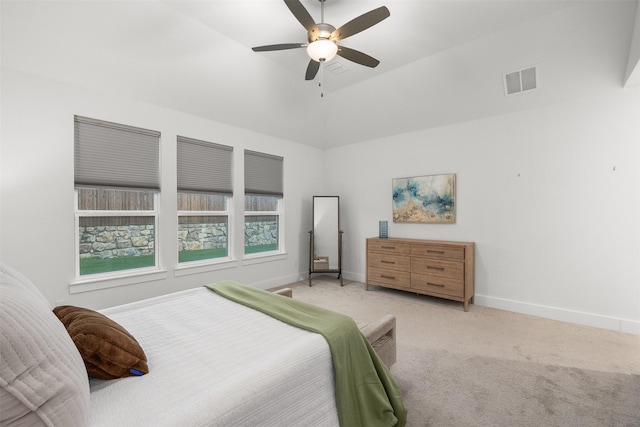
xmin=242 ymin=251 xmax=287 ymax=266
xmin=174 ymin=258 xmax=239 ymax=277
xmin=70 ymin=269 xmax=168 ymax=294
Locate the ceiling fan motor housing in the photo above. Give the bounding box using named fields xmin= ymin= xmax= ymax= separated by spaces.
xmin=309 ymin=22 xmax=336 ymax=42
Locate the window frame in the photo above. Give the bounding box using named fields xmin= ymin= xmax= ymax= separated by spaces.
xmin=72 ymin=116 xmax=164 ymax=291
xmin=177 ymin=192 xmax=233 ymax=266
xmin=175 ymin=136 xmax=234 ymax=269
xmin=72 ymin=187 xmax=165 ymax=292
xmin=243 ymin=150 xmax=284 ymax=260
xmin=243 ymin=194 xmax=285 ymax=258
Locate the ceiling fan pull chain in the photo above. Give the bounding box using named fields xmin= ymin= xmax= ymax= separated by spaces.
xmin=320 ymin=61 xmax=325 ymax=98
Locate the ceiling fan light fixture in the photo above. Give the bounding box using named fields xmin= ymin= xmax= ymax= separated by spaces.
xmin=252 ymin=1 xmax=390 ymax=81
xmin=307 ymin=39 xmax=338 ymax=62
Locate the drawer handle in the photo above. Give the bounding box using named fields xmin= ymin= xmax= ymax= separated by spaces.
xmin=381 ymin=246 xmax=396 ymax=249
xmin=381 ymin=275 xmax=396 ymax=280
xmin=381 ymin=260 xmax=396 ymax=264
xmin=427 ymin=250 xmax=445 ymax=254
xmin=427 ymin=266 xmax=444 ymax=270
xmin=427 ymin=282 xmax=445 ymax=287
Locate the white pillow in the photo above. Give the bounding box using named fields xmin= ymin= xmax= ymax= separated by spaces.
xmin=0 ymin=265 xmax=90 ymax=426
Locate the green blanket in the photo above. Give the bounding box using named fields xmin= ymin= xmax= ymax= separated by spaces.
xmin=206 ymin=281 xmax=406 ymax=427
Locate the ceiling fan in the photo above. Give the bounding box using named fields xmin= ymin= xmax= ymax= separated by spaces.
xmin=252 ymin=0 xmax=390 ymax=81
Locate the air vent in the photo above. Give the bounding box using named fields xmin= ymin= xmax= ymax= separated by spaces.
xmin=504 ymin=66 xmax=538 ymax=96
xmin=325 ymin=61 xmax=349 ymax=75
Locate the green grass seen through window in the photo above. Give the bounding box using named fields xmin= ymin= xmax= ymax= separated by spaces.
xmin=245 ymin=243 xmax=278 ymax=254
xmin=81 ymin=245 xmax=276 ymax=275
xmin=80 ymin=255 xmax=154 ymax=276
xmin=178 ymin=248 xmax=227 ymax=263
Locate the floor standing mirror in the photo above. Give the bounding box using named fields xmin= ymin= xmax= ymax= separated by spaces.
xmin=309 ymin=196 xmax=343 ymax=286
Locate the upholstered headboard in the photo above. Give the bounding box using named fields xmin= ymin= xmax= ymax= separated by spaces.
xmin=0 ymin=264 xmax=90 ymax=426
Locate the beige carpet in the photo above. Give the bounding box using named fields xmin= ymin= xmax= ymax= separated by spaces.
xmin=280 ymin=276 xmax=640 ymax=427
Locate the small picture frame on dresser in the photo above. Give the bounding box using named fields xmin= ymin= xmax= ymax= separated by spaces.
xmin=378 ymin=220 xmax=388 ymax=238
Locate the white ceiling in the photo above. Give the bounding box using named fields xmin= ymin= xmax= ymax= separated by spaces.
xmin=1 ymin=0 xmax=638 ymax=149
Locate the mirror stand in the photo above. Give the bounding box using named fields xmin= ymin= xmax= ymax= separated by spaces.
xmin=308 ymin=196 xmax=343 ymax=287
xmin=308 ymin=230 xmax=343 ymax=286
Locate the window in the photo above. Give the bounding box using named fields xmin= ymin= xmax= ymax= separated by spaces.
xmin=244 ymin=150 xmax=283 ymax=255
xmin=74 ymin=116 xmax=160 ymax=278
xmin=244 ymin=196 xmax=280 ymax=254
xmin=76 ymin=188 xmax=157 ymax=275
xmin=177 ymin=137 xmax=233 ymax=263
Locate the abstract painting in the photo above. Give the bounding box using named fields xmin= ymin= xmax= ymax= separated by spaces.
xmin=392 ymin=174 xmax=456 ymax=223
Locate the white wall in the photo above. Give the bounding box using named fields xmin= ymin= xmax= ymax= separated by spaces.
xmin=0 ymin=69 xmax=324 ymax=309
xmin=324 ymin=88 xmax=640 ymax=334
xmin=321 ymin=1 xmax=640 ymax=334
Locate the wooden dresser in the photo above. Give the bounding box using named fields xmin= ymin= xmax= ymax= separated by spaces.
xmin=366 ymin=237 xmax=475 ymax=311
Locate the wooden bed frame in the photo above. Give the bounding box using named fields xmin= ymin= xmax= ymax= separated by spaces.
xmin=273 ymin=288 xmax=397 ymax=367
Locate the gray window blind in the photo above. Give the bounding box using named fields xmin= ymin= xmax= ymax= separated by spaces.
xmin=244 ymin=150 xmax=283 ymax=196
xmin=177 ymin=136 xmax=233 ymax=194
xmin=74 ymin=116 xmax=160 ymax=189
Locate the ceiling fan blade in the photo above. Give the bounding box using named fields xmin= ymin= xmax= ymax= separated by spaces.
xmin=284 ymin=0 xmax=319 ymax=38
xmin=336 ymin=46 xmax=380 ymax=68
xmin=331 ymin=6 xmax=390 ymax=41
xmin=252 ymin=43 xmax=306 ymax=52
xmin=305 ymin=60 xmax=320 ymax=80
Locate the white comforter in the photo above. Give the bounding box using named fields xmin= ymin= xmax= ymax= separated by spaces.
xmin=89 ymin=287 xmax=339 ymax=426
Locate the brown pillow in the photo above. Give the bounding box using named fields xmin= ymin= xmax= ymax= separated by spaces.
xmin=53 ymin=305 xmax=148 ymax=380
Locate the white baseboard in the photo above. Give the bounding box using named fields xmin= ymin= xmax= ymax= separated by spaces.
xmin=284 ymin=273 xmax=640 ymax=335
xmin=346 ymin=272 xmax=365 ymax=283
xmin=475 ymin=294 xmax=640 ymax=335
xmin=253 ymin=272 xmax=306 ymax=291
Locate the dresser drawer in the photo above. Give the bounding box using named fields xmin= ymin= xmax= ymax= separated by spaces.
xmin=368 ymin=267 xmax=411 ymax=289
xmin=411 ymin=243 xmax=465 ymax=260
xmin=411 ymin=273 xmax=464 ymax=297
xmin=368 ymin=239 xmax=411 ymax=255
xmin=368 ymin=252 xmax=410 ymax=272
xmin=411 ymin=257 xmax=464 ymax=280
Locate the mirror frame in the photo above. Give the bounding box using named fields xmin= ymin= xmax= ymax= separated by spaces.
xmin=309 ymin=196 xmax=343 ymax=286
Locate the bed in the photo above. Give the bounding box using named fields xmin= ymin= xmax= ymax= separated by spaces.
xmin=0 ymin=264 xmax=405 ymax=427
